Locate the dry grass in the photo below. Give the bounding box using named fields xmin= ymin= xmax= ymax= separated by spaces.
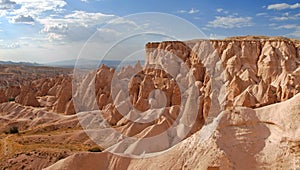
xmin=0 ymin=126 xmax=101 ymax=169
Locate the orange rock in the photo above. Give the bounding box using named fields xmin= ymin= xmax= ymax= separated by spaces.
xmin=15 ymin=84 xmax=40 ymax=107
xmin=0 ymin=88 xmax=7 ymax=103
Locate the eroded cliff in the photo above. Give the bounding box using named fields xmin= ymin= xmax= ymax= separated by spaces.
xmin=1 ymin=36 xmax=300 ymax=169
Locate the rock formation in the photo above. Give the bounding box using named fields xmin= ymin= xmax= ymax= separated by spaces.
xmin=146 ymin=38 xmax=300 ymax=109
xmin=1 ymin=36 xmax=300 ymax=169
xmin=45 ymin=93 xmax=300 ymax=170
xmin=50 ymin=36 xmax=300 ymax=169
xmin=15 ymin=84 xmax=40 ymax=107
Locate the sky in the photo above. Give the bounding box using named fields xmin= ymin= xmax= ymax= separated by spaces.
xmin=0 ymin=0 xmax=299 ymax=63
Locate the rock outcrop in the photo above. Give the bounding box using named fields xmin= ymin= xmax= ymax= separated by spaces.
xmin=15 ymin=84 xmax=40 ymax=107
xmin=146 ymin=38 xmax=300 ymax=110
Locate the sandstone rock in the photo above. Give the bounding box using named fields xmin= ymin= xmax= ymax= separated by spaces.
xmin=234 ymin=90 xmax=257 ymax=108
xmin=46 ymin=93 xmax=300 ymax=170
xmin=53 ymin=78 xmax=73 ymax=114
xmin=5 ymin=86 xmax=21 ymax=100
xmin=0 ymin=88 xmax=7 ymax=103
xmin=15 ymin=85 xmax=40 ymax=107
xmin=146 ymin=38 xmax=300 ymax=112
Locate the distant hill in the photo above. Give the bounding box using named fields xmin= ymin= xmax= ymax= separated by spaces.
xmin=0 ymin=61 xmax=41 ymax=66
xmin=0 ymin=59 xmax=145 ymax=69
xmin=45 ymin=59 xmax=145 ymax=69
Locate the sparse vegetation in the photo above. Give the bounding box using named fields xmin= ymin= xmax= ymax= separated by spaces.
xmin=9 ymin=126 xmax=19 ymax=134
xmin=57 ymin=155 xmax=66 ymax=161
xmin=88 ymin=147 xmax=103 ymax=152
xmin=8 ymin=97 xmax=15 ymax=102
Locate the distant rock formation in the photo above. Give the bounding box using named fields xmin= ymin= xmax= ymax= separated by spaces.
xmin=15 ymin=84 xmax=40 ymax=107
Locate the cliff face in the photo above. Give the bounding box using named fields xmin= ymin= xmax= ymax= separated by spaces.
xmin=46 ymin=37 xmax=300 ymax=169
xmin=146 ymin=39 xmax=300 ymax=110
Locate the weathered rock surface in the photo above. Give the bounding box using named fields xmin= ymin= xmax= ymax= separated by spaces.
xmin=47 ymin=36 xmax=300 ymax=169
xmin=46 ymin=93 xmax=300 ymax=170
xmin=1 ymin=36 xmax=300 ymax=169
xmin=2 ymin=37 xmax=299 ymax=116
xmin=146 ymin=38 xmax=300 ymax=110
xmin=15 ymin=84 xmax=40 ymax=107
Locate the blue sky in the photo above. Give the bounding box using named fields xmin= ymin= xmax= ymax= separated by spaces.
xmin=0 ymin=0 xmax=299 ymax=63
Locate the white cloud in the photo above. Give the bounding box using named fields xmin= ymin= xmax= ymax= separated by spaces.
xmin=290 ymin=3 xmax=300 ymax=9
xmin=107 ymin=17 xmax=139 ymax=28
xmin=256 ymin=13 xmax=267 ymax=16
xmin=11 ymin=14 xmax=34 ymax=24
xmin=97 ymin=28 xmax=120 ymax=34
xmin=217 ymin=8 xmax=223 ymax=13
xmin=216 ymin=8 xmax=229 ymax=14
xmin=39 ymin=11 xmax=114 ymax=29
xmin=209 ymin=34 xmax=226 ymax=40
xmin=276 ymin=24 xmax=298 ymax=29
xmin=47 ymin=33 xmax=65 ymax=42
xmin=0 ymin=10 xmax=6 ymax=17
xmin=177 ymin=8 xmax=199 ymax=14
xmin=0 ymin=38 xmax=37 ymax=49
xmin=188 ymin=8 xmax=199 ymax=14
xmin=267 ymin=3 xmax=290 ymax=10
xmin=0 ymin=0 xmax=16 ymax=10
xmin=207 ymin=16 xmax=253 ymax=28
xmin=0 ymin=41 xmax=20 ymax=49
xmin=9 ymin=0 xmax=66 ymax=18
xmin=273 ymin=24 xmax=300 ymax=38
xmin=81 ymin=0 xmax=88 ymax=2
xmin=177 ymin=10 xmax=186 ymax=13
xmin=272 ymin=17 xmax=290 ymax=21
xmin=41 ymin=23 xmax=68 ymax=34
xmin=39 ymin=10 xmax=115 ymax=42
xmin=20 ymin=36 xmax=47 ymax=41
xmin=271 ymin=14 xmax=299 ymax=21
xmin=290 ymin=27 xmax=300 ymax=37
xmin=96 ymin=28 xmax=122 ymax=42
xmin=267 ymin=3 xmax=300 ymax=10
xmin=283 ymin=12 xmax=289 ymax=17
xmin=63 ymin=10 xmax=114 ymax=27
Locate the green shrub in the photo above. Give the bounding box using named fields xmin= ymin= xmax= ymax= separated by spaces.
xmin=9 ymin=126 xmax=19 ymax=134
xmin=88 ymin=147 xmax=102 ymax=152
xmin=57 ymin=155 xmax=65 ymax=161
xmin=8 ymin=97 xmax=15 ymax=102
